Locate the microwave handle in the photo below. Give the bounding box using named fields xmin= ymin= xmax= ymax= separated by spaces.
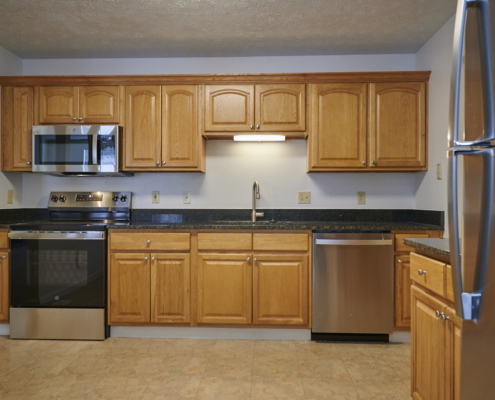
xmin=92 ymin=135 xmax=98 ymax=165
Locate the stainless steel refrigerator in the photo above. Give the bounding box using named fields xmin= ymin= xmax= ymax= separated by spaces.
xmin=449 ymin=1 xmax=495 ymax=398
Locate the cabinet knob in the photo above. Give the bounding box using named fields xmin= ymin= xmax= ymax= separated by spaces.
xmin=27 ymin=161 xmax=31 ymax=165
xmin=398 ymin=259 xmax=402 ymax=263
xmin=78 ymin=117 xmax=83 ymax=121
xmin=256 ymin=125 xmax=260 ymax=129
xmin=162 ymin=161 xmax=166 ymax=166
xmin=151 ymin=257 xmax=155 ymax=261
xmin=156 ymin=161 xmax=159 ymax=166
xmin=144 ymin=257 xmax=148 ymax=260
xmin=1 ymin=255 xmax=6 ymax=259
xmin=254 ymin=258 xmax=258 ymax=262
xmin=362 ymin=161 xmax=365 ymax=165
xmin=247 ymin=257 xmax=250 ymax=261
xmin=371 ymin=160 xmax=376 ymax=165
xmin=147 ymin=240 xmax=151 ymax=244
xmin=250 ymin=125 xmax=254 ymax=129
xmin=73 ymin=117 xmax=77 ymax=121
xmin=418 ymin=269 xmax=426 ymax=276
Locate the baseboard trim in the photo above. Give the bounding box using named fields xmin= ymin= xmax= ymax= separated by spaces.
xmin=390 ymin=331 xmax=411 ymax=343
xmin=111 ymin=326 xmax=311 ymax=341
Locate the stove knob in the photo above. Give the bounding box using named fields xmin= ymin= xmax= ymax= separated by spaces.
xmin=113 ymin=195 xmax=119 ymax=202
xmin=59 ymin=195 xmax=66 ymax=203
xmin=51 ymin=195 xmax=58 ymax=203
xmin=120 ymin=195 xmax=127 ymax=202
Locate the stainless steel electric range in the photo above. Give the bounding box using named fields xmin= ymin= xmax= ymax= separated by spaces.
xmin=8 ymin=191 xmax=131 ymax=340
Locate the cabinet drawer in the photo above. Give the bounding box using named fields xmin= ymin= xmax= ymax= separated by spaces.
xmin=253 ymin=233 xmax=308 ymax=251
xmin=110 ymin=233 xmax=190 ymax=251
xmin=410 ymin=253 xmax=445 ymax=297
xmin=395 ymin=233 xmax=431 ymax=252
xmin=446 ymin=264 xmax=454 ymax=302
xmin=198 ymin=233 xmax=252 ymax=251
xmin=0 ymin=232 xmax=8 ymax=249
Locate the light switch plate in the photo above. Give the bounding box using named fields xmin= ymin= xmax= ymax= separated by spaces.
xmin=357 ymin=191 xmax=366 ymax=205
xmin=437 ymin=163 xmax=442 ymax=180
xmin=183 ymin=191 xmax=191 ymax=204
xmin=7 ymin=190 xmax=13 ymax=204
xmin=152 ymin=191 xmax=160 ymax=204
xmin=298 ymin=191 xmax=310 ymax=204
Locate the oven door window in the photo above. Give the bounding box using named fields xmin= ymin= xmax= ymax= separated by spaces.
xmin=10 ymin=239 xmax=106 ymax=308
xmin=34 ymin=135 xmax=94 ymax=165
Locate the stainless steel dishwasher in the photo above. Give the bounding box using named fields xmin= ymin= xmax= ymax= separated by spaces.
xmin=312 ymin=233 xmax=394 ymax=341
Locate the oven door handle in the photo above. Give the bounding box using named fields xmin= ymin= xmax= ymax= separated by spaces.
xmin=8 ymin=231 xmax=106 ymax=240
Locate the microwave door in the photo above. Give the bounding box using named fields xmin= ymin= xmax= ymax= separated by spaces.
xmin=448 ymin=147 xmax=495 ymax=399
xmin=450 ymin=0 xmax=495 ymax=147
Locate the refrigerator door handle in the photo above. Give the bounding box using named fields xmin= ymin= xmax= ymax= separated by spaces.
xmin=448 ymin=148 xmax=494 ymax=320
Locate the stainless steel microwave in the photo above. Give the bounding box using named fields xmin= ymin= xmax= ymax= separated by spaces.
xmin=32 ymin=125 xmax=132 ymax=177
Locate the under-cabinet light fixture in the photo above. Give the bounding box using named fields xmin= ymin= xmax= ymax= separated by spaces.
xmin=233 ymin=135 xmax=285 ymax=142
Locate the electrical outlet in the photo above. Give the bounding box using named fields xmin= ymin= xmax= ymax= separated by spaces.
xmin=152 ymin=191 xmax=160 ymax=204
xmin=437 ymin=163 xmax=442 ymax=180
xmin=183 ymin=191 xmax=191 ymax=204
xmin=7 ymin=190 xmax=13 ymax=204
xmin=357 ymin=191 xmax=366 ymax=205
xmin=298 ymin=191 xmax=310 ymax=204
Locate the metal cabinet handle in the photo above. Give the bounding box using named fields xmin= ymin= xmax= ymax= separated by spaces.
xmin=418 ymin=269 xmax=427 ymax=276
xmin=162 ymin=161 xmax=166 ymax=166
xmin=78 ymin=117 xmax=83 ymax=121
xmin=247 ymin=257 xmax=251 ymax=261
xmin=151 ymin=257 xmax=155 ymax=261
xmin=1 ymin=255 xmax=6 ymax=259
xmin=371 ymin=160 xmax=376 ymax=165
xmin=26 ymin=161 xmax=31 ymax=165
xmin=73 ymin=117 xmax=77 ymax=121
xmin=436 ymin=310 xmax=442 ymax=318
xmin=254 ymin=258 xmax=257 ymax=262
xmin=256 ymin=125 xmax=260 ymax=129
xmin=156 ymin=161 xmax=159 ymax=166
xmin=250 ymin=125 xmax=254 ymax=129
xmin=144 ymin=257 xmax=148 ymax=260
xmin=398 ymin=259 xmax=402 ymax=263
xmin=147 ymin=240 xmax=151 ymax=244
xmin=362 ymin=161 xmax=366 ymax=165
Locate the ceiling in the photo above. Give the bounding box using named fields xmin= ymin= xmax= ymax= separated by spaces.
xmin=0 ymin=0 xmax=457 ymax=59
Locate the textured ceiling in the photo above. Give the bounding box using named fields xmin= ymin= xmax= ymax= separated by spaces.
xmin=0 ymin=0 xmax=457 ymax=59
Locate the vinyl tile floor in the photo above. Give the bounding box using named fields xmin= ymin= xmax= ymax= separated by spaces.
xmin=0 ymin=336 xmax=411 ymax=399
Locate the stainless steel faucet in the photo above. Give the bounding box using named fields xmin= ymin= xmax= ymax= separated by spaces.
xmin=252 ymin=181 xmax=265 ymax=222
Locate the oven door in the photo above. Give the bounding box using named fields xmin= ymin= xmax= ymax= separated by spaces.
xmin=9 ymin=231 xmax=106 ymax=308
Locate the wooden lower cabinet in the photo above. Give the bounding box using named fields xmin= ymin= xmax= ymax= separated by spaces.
xmin=110 ymin=253 xmax=151 ymax=324
xmin=446 ymin=307 xmax=462 ymax=400
xmin=197 ymin=253 xmax=252 ymax=325
xmin=253 ymin=254 xmax=308 ymax=325
xmin=0 ymin=252 xmax=9 ymax=322
xmin=151 ymin=253 xmax=190 ymax=323
xmin=395 ymin=255 xmax=411 ymax=329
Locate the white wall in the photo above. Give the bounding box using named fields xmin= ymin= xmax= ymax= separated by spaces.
xmin=415 ymin=16 xmax=456 ymax=233
xmin=0 ymin=46 xmax=23 ymax=209
xmin=20 ymin=53 xmax=418 ymax=209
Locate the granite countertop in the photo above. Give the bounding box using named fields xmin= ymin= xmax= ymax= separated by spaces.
xmin=107 ymin=220 xmax=443 ymax=231
xmin=403 ymin=238 xmax=450 ymax=259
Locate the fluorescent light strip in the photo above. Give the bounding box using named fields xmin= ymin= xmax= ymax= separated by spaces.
xmin=233 ymin=135 xmax=285 ymax=142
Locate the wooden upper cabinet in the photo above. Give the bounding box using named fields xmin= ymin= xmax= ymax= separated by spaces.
xmin=369 ymin=82 xmax=426 ymax=168
xmin=124 ymin=86 xmax=161 ymax=169
xmin=13 ymin=87 xmax=34 ymax=169
xmin=0 ymin=252 xmax=9 ymax=322
xmin=109 ymin=253 xmax=151 ymax=324
xmin=205 ymin=85 xmax=254 ymax=132
xmin=395 ymin=255 xmax=411 ymax=329
xmin=151 ymin=253 xmax=190 ymax=324
xmin=253 ymin=254 xmax=308 ymax=326
xmin=411 ymin=285 xmax=447 ymax=400
xmin=79 ymin=86 xmax=120 ymax=123
xmin=39 ymin=86 xmax=78 ymax=124
xmin=255 ymin=84 xmax=305 ymax=131
xmin=308 ymin=83 xmax=367 ymax=169
xmin=162 ymin=85 xmax=199 ymax=168
xmin=197 ymin=253 xmax=252 ymax=325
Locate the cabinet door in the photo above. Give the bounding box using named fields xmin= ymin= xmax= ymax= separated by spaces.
xmin=197 ymin=253 xmax=252 ymax=324
xmin=124 ymin=86 xmax=161 ymax=169
xmin=79 ymin=86 xmax=120 ymax=123
xmin=253 ymin=254 xmax=308 ymax=326
xmin=0 ymin=253 xmax=8 ymax=322
xmin=110 ymin=253 xmax=150 ymax=324
xmin=151 ymin=253 xmax=190 ymax=324
xmin=13 ymin=87 xmax=34 ymax=170
xmin=369 ymin=82 xmax=426 ymax=168
xmin=411 ymin=285 xmax=447 ymax=400
xmin=309 ymin=83 xmax=367 ymax=169
xmin=205 ymin=85 xmax=254 ymax=132
xmin=162 ymin=85 xmax=199 ymax=168
xmin=395 ymin=255 xmax=411 ymax=329
xmin=255 ymin=84 xmax=305 ymax=131
xmin=445 ymin=307 xmax=462 ymax=400
xmin=39 ymin=86 xmax=78 ymax=123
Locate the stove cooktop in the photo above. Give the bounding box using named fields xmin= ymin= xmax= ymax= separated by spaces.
xmin=9 ymin=221 xmax=130 ymax=231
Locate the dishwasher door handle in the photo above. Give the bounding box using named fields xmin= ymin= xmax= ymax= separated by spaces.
xmin=315 ymin=238 xmax=393 ymax=246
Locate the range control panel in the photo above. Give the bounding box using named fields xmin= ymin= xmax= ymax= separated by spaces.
xmin=48 ymin=192 xmax=131 ymax=209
